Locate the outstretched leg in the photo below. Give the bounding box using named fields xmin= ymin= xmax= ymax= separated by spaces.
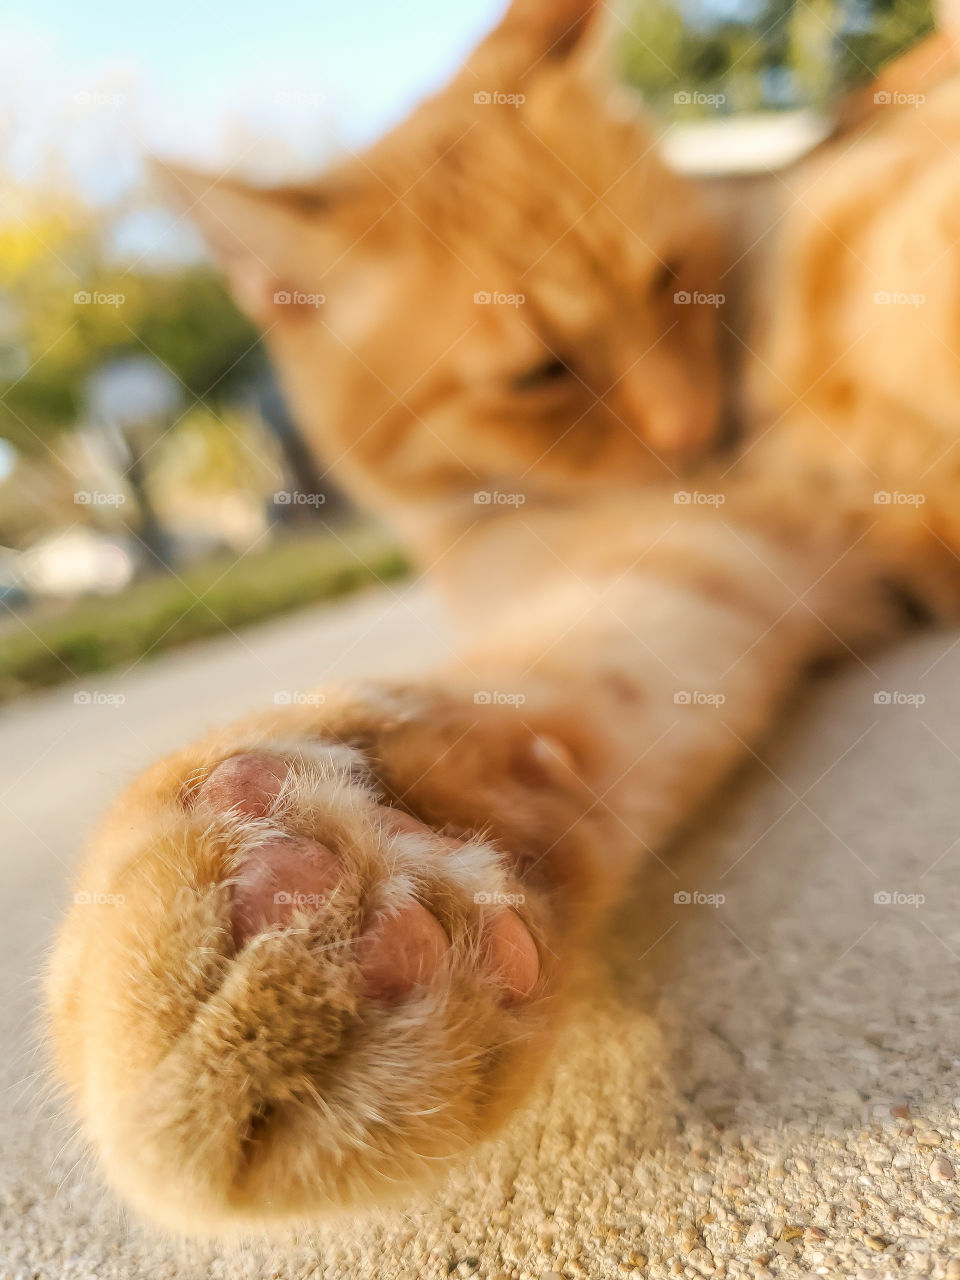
xmin=47 ymin=505 xmax=851 ymax=1234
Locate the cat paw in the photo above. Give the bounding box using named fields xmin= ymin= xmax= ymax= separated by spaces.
xmin=49 ymin=734 xmax=557 ymax=1232
xmin=202 ymin=750 xmax=540 ymax=1001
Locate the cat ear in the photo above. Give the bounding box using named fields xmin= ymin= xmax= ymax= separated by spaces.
xmin=465 ymin=0 xmax=607 ymax=83
xmin=495 ymin=0 xmax=602 ymax=60
xmin=152 ymin=162 xmax=380 ymax=325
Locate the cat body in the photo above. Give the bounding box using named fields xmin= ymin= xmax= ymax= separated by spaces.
xmin=47 ymin=0 xmax=960 ymax=1234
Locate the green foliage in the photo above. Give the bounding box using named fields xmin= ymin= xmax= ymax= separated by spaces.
xmin=0 ymin=208 xmax=259 ymax=452
xmin=618 ymin=0 xmax=935 ymax=115
xmin=0 ymin=526 xmax=409 ymax=703
xmin=837 ymin=0 xmax=935 ymax=85
xmin=129 ymin=269 xmax=262 ymax=402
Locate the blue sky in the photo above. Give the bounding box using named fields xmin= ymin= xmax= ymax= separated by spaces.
xmin=0 ymin=0 xmax=508 ymax=192
xmin=2 ymin=0 xmax=506 ymax=140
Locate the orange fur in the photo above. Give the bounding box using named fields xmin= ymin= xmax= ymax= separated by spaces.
xmin=156 ymin=6 xmax=723 ymax=552
xmin=47 ymin=0 xmax=960 ymax=1236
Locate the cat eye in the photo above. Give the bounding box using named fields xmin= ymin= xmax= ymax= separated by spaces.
xmin=513 ymin=357 xmax=573 ymax=393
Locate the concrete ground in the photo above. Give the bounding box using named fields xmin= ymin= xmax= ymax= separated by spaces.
xmin=2 ymin=583 xmax=960 ymax=1280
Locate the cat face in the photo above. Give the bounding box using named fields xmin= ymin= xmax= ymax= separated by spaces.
xmin=164 ymin=0 xmax=724 ymax=514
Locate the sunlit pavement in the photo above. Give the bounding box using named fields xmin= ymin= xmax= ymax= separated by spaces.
xmin=2 ymin=599 xmax=960 ymax=1277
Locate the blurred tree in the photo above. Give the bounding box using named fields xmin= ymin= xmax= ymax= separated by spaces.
xmin=0 ymin=181 xmax=345 ymax=571
xmin=836 ymin=0 xmax=934 ymax=84
xmin=618 ymin=0 xmax=934 ymax=115
xmin=0 ymin=185 xmax=261 ymax=454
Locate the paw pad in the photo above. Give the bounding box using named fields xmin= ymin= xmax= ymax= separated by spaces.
xmin=230 ymin=834 xmax=339 ymax=947
xmin=484 ymin=908 xmax=541 ymax=1001
xmin=198 ymin=753 xmax=288 ymax=818
xmin=356 ymin=903 xmax=450 ymax=1000
xmin=198 ymin=750 xmax=540 ymax=1003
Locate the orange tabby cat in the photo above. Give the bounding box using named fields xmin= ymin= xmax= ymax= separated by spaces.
xmin=47 ymin=0 xmax=960 ymax=1235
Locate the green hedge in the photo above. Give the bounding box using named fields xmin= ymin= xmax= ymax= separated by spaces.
xmin=0 ymin=527 xmax=408 ymax=703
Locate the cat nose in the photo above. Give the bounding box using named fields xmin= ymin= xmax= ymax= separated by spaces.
xmin=613 ymin=362 xmax=717 ymax=456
